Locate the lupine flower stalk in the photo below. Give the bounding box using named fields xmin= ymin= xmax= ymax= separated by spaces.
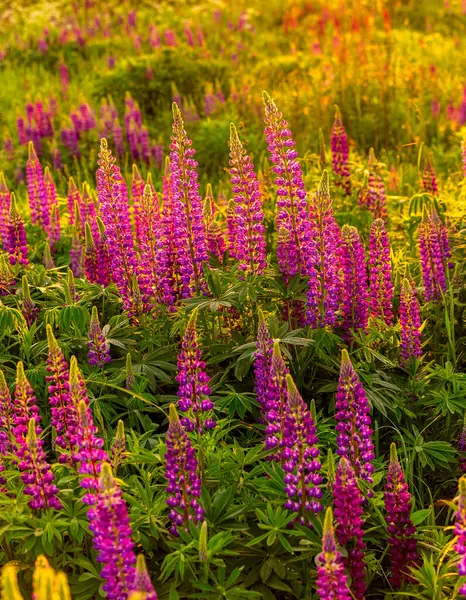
xmin=307 ymin=170 xmax=341 ymax=327
xmin=335 ymin=349 xmax=374 ymax=484
xmin=169 ymin=103 xmax=208 ymax=297
xmin=0 ymin=370 xmax=13 ymax=486
xmin=95 ymin=217 xmax=112 ymax=287
xmin=384 ymin=443 xmax=419 ymax=587
xmin=87 ymin=462 xmax=137 ymax=600
xmin=67 ymin=177 xmax=81 ymax=226
xmin=281 ymin=375 xmax=322 ymax=525
xmin=399 ymin=278 xmax=422 ymax=368
xmin=44 ymin=167 xmax=60 ymax=244
xmin=131 ymin=165 xmax=145 ymax=245
xmin=0 ymin=254 xmax=13 ymax=295
xmin=7 ymin=193 xmax=29 ymax=266
xmin=418 ymin=206 xmax=448 ymax=302
xmin=21 ymin=276 xmax=39 ymax=326
xmin=111 ymin=420 xmax=126 ymax=472
xmin=253 ymin=311 xmax=274 ymax=416
xmin=161 ymin=157 xmax=179 ymax=297
xmin=358 ymin=149 xmax=387 ymax=220
xmin=455 ymin=476 xmax=466 ymax=595
xmin=263 ymin=92 xmax=316 ymax=280
xmin=331 ymin=106 xmax=351 ymax=195
xmin=165 ymin=404 xmax=204 ymax=535
xmin=421 ymin=157 xmax=439 ymax=195
xmin=228 ymin=123 xmax=266 ymax=275
xmin=203 ymin=186 xmax=226 ymax=262
xmin=129 ymin=555 xmax=158 ymax=600
xmin=265 ymin=342 xmax=289 ymax=455
xmin=341 ymin=225 xmax=369 ymax=335
xmin=333 ymin=457 xmax=366 ymax=600
xmin=0 ymin=173 xmax=10 ymax=248
xmin=368 ymin=218 xmax=393 ymax=325
xmin=176 ymin=310 xmax=215 ymax=432
xmin=43 ymin=242 xmax=55 ymax=269
xmin=97 ymin=138 xmax=141 ymax=314
xmin=88 ymin=306 xmax=111 ymax=368
xmin=316 ymin=507 xmax=352 ymax=600
xmin=26 ymin=142 xmax=46 ymax=226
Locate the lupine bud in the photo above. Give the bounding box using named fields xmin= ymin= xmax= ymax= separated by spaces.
xmin=169 ymin=103 xmax=208 ymax=297
xmin=176 ymin=310 xmax=215 ymax=432
xmin=43 ymin=242 xmax=55 ymax=269
xmin=0 ymin=253 xmax=13 ymax=295
xmin=265 ymin=342 xmax=289 ymax=454
xmin=456 ymin=476 xmax=466 ymax=595
xmin=111 ymin=420 xmax=126 ymax=471
xmin=66 ymin=268 xmax=79 ymax=303
xmin=340 ymin=225 xmax=368 ymax=335
xmin=21 ymin=276 xmax=38 ymax=326
xmin=368 ymin=218 xmax=393 ymax=325
xmin=281 ymin=375 xmax=322 ymax=525
xmin=333 ymin=457 xmax=367 ymax=600
xmin=7 ymin=193 xmax=29 ymax=266
xmin=67 ymin=177 xmax=81 ymax=226
xmin=399 ymin=278 xmax=422 ymax=368
xmin=421 ymin=157 xmax=439 ymax=195
xmin=228 ymin=123 xmax=266 ymax=276
xmin=165 ymin=404 xmax=204 ymax=535
xmin=87 ymin=462 xmax=137 ymax=599
xmin=199 ymin=521 xmax=208 ymax=562
xmin=316 ymin=507 xmax=352 ymax=600
xmin=129 ymin=555 xmax=157 ymax=600
xmin=253 ymin=311 xmax=274 ymax=416
xmin=418 ymin=206 xmax=448 ymax=301
xmin=307 ymin=171 xmax=341 ymax=327
xmin=125 ymin=353 xmax=135 ymax=389
xmin=335 ymin=350 xmax=374 ymax=485
xmin=331 ymin=106 xmax=351 ymax=195
xmin=203 ymin=185 xmax=226 ymax=262
xmin=1 ymin=564 xmax=23 ymax=600
xmin=88 ymin=306 xmax=111 ymax=368
xmin=97 ymin=138 xmax=141 ymax=314
xmin=263 ymin=92 xmax=316 ymax=280
xmin=384 ymin=443 xmax=419 ymax=587
xmin=0 ymin=173 xmax=11 ymax=249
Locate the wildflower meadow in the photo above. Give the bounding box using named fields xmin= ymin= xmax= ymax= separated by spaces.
xmin=1 ymin=0 xmax=466 ymax=598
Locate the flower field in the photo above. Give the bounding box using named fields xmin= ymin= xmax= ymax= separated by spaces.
xmin=0 ymin=0 xmax=466 ymax=598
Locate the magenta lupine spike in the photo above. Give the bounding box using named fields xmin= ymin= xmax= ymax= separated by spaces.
xmin=368 ymin=218 xmax=393 ymax=326
xmin=282 ymin=375 xmax=322 ymax=525
xmin=0 ymin=370 xmax=14 ymax=486
xmin=161 ymin=156 xmax=180 ymax=297
xmin=335 ymin=350 xmax=375 ymax=485
xmin=384 ymin=443 xmax=419 ymax=587
xmin=132 ymin=165 xmax=145 ymax=246
xmin=165 ymin=404 xmax=204 ymax=535
xmin=7 ymin=193 xmax=28 ymax=266
xmin=44 ymin=167 xmax=60 ymax=244
xmin=226 ymin=199 xmax=237 ymax=259
xmin=59 ymin=62 xmax=69 ymax=96
xmin=333 ymin=457 xmax=366 ymax=600
xmin=0 ymin=254 xmax=13 ymax=295
xmin=70 ymin=225 xmax=84 ymax=278
xmin=0 ymin=173 xmax=10 ymax=249
xmin=359 ymin=150 xmax=387 ymax=220
xmin=84 ymin=223 xmax=98 ymax=283
xmin=130 ymin=555 xmax=157 ymax=600
xmin=228 ymin=123 xmax=266 ymax=276
xmin=316 ymin=507 xmax=352 ymax=600
xmin=331 ymin=106 xmax=351 ymax=195
xmin=52 ymin=147 xmax=62 ymax=171
xmin=459 ymin=415 xmax=466 ymax=474
xmin=70 ymin=358 xmax=109 ymax=504
xmin=170 ymin=103 xmax=208 ymax=298
xmin=418 ymin=206 xmax=447 ymax=302
xmin=43 ymin=242 xmax=55 ymax=269
xmin=21 ymin=277 xmax=39 ymax=327
xmin=13 ymin=363 xmax=61 ymax=510
xmin=431 ymin=206 xmax=453 ymax=269
xmin=87 ymin=462 xmax=137 ymax=600
xmin=137 ymin=184 xmax=175 ymax=309
xmin=307 ymin=171 xmax=341 ymax=327
xmin=399 ymin=278 xmax=422 ymax=368
xmin=176 ymin=310 xmax=215 ymax=432
xmin=263 ymin=92 xmax=316 ymax=280
xmin=97 ymin=138 xmax=141 ymax=314
xmin=253 ymin=311 xmax=274 ymax=415
xmin=25 ymin=142 xmax=42 ymax=225
xmin=88 ymin=306 xmax=111 ymax=368
xmin=456 ymin=476 xmax=466 ymax=595
xmin=96 ymin=217 xmax=112 ymax=288
xmin=265 ymin=342 xmax=289 ymax=455
xmin=421 ymin=157 xmax=439 ymax=195
xmin=67 ymin=177 xmax=82 ymax=226
xmin=204 ymin=186 xmax=226 ymax=262
xmin=341 ymin=225 xmax=369 ymax=335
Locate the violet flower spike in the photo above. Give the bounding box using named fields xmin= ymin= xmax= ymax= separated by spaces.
xmin=7 ymin=193 xmax=29 ymax=266
xmin=399 ymin=278 xmax=422 ymax=369
xmin=340 ymin=224 xmax=369 ymax=335
xmin=88 ymin=306 xmax=111 ymax=368
xmin=264 ymin=341 xmax=289 ymax=456
xmin=418 ymin=206 xmax=447 ymax=302
xmin=368 ymin=218 xmax=393 ymax=326
xmin=456 ymin=476 xmax=466 ymax=595
xmin=331 ymin=106 xmax=351 ymax=195
xmin=253 ymin=310 xmax=274 ymax=416
xmin=129 ymin=555 xmax=158 ymax=600
xmin=0 ymin=173 xmax=11 ymax=249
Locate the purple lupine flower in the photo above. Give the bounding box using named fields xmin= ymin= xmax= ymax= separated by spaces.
xmin=307 ymin=170 xmax=341 ymax=327
xmin=176 ymin=310 xmax=215 ymax=432
xmin=253 ymin=311 xmax=274 ymax=418
xmin=421 ymin=158 xmax=439 ymax=195
xmin=0 ymin=254 xmax=13 ymax=295
xmin=164 ymin=29 xmax=178 ymax=46
xmin=169 ymin=103 xmax=208 ymax=297
xmin=67 ymin=177 xmax=82 ymax=226
xmin=26 ymin=142 xmax=46 ymax=226
xmin=384 ymin=443 xmax=419 ymax=587
xmin=335 ymin=349 xmax=374 ymax=485
xmin=418 ymin=206 xmax=447 ymax=302
xmin=165 ymin=404 xmax=204 ymax=535
xmin=21 ymin=276 xmax=39 ymax=327
xmin=0 ymin=369 xmax=14 ymax=486
xmin=59 ymin=62 xmax=69 ymax=96
xmin=52 ymin=148 xmax=63 ymax=171
xmin=228 ymin=124 xmax=266 ymax=276
xmin=87 ymin=462 xmax=137 ymax=600
xmin=84 ymin=222 xmax=98 ymax=283
xmin=340 ymin=225 xmax=368 ymax=335
xmin=316 ymin=507 xmax=352 ymax=600
xmin=13 ymin=362 xmax=61 ymax=510
xmin=44 ymin=167 xmax=60 ymax=244
xmin=331 ymin=106 xmax=351 ymax=195
xmin=95 ymin=218 xmax=112 ymax=288
xmin=368 ymin=218 xmax=393 ymax=326
xmin=359 ymin=150 xmax=387 ymax=220
xmin=282 ymin=375 xmax=322 ymax=525
xmin=456 ymin=476 xmax=466 ymax=595
xmin=70 ymin=358 xmax=109 ymax=503
xmin=161 ymin=157 xmax=180 ymax=298
xmin=70 ymin=225 xmax=84 ymax=278
xmin=431 ymin=206 xmax=453 ymax=269
xmin=137 ymin=184 xmax=175 ymax=309
xmin=226 ymin=199 xmax=237 ymax=259
xmin=399 ymin=278 xmax=422 ymax=368
xmin=97 ymin=138 xmax=142 ymax=315
xmin=203 ymin=186 xmax=226 ymax=262
xmin=262 ymin=92 xmax=315 ymax=280
xmin=3 ymin=136 xmax=14 ymax=161
xmin=0 ymin=173 xmax=10 ymax=249
xmin=139 ymin=127 xmax=150 ymax=164
xmin=88 ymin=306 xmax=111 ymax=368
xmin=7 ymin=193 xmax=29 ymax=266
xmin=459 ymin=415 xmax=466 ymax=473
xmin=132 ymin=165 xmax=144 ymax=246
xmin=43 ymin=242 xmax=55 ymax=269
xmin=333 ymin=457 xmax=366 ymax=600
xmin=130 ymin=555 xmax=157 ymax=600
xmin=265 ymin=342 xmax=289 ymax=455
